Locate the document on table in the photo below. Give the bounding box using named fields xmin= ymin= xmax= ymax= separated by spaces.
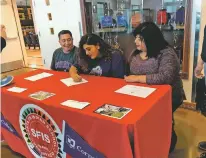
xmin=94 ymin=104 xmax=132 ymax=119
xmin=61 ymin=100 xmax=90 ymax=109
xmin=115 ymin=85 xmax=156 ymax=98
xmin=29 ymin=91 xmax=55 ymax=101
xmin=7 ymin=87 xmax=27 ymax=93
xmin=24 ymin=72 xmax=53 ymax=81
xmin=60 ymin=78 xmax=88 ymax=87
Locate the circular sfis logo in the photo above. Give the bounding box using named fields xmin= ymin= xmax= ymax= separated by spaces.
xmin=19 ymin=104 xmax=65 ymax=158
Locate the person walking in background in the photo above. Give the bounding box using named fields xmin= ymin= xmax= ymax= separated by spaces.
xmin=195 ymin=25 xmax=206 ymax=157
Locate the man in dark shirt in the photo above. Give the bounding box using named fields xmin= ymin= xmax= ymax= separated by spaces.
xmin=50 ymin=30 xmax=78 ymax=72
xmin=195 ymin=25 xmax=206 ymax=154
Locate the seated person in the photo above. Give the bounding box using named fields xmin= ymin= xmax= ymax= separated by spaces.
xmin=124 ymin=22 xmax=185 ymax=153
xmin=51 ymin=30 xmax=78 ymax=72
xmin=69 ymin=33 xmax=125 ymax=82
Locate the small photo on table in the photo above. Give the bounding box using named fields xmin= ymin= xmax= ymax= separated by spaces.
xmin=94 ymin=104 xmax=132 ymax=119
xmin=29 ymin=91 xmax=55 ymax=101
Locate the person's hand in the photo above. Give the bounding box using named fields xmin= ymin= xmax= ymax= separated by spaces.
xmin=124 ymin=75 xmax=139 ymax=82
xmin=71 ymin=74 xmax=82 ymax=82
xmin=1 ymin=25 xmax=7 ymax=39
xmin=195 ymin=64 xmax=204 ymax=78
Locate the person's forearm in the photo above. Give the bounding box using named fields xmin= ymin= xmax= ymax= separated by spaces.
xmin=69 ymin=66 xmax=78 ymax=76
xmin=198 ymin=58 xmax=204 ymax=66
xmin=138 ymin=75 xmax=146 ymax=83
xmin=132 ymin=75 xmax=147 ymax=83
xmin=1 ymin=25 xmax=7 ymax=39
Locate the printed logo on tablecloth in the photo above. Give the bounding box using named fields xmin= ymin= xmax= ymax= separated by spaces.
xmin=1 ymin=113 xmax=21 ymax=138
xmin=19 ymin=104 xmax=66 ymax=158
xmin=62 ymin=121 xmax=105 ymax=158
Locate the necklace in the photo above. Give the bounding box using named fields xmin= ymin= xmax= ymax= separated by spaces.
xmin=139 ymin=52 xmax=148 ymax=60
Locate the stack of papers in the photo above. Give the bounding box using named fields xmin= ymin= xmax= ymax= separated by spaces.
xmin=25 ymin=72 xmax=53 ymax=81
xmin=115 ymin=85 xmax=156 ymax=98
xmin=61 ymin=100 xmax=90 ymax=109
xmin=7 ymin=87 xmax=27 ymax=93
xmin=60 ymin=78 xmax=88 ymax=87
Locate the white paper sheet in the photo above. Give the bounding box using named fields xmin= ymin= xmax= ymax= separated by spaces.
xmin=60 ymin=78 xmax=88 ymax=87
xmin=61 ymin=100 xmax=90 ymax=109
xmin=24 ymin=72 xmax=53 ymax=81
xmin=7 ymin=87 xmax=27 ymax=93
xmin=115 ymin=85 xmax=156 ymax=98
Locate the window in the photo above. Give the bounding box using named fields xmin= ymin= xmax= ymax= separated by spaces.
xmin=45 ymin=0 xmax=50 ymax=6
xmin=50 ymin=28 xmax=54 ymax=35
xmin=47 ymin=13 xmax=52 ymax=20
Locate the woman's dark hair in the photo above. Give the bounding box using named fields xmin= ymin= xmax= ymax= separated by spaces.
xmin=78 ymin=33 xmax=115 ymax=72
xmin=132 ymin=22 xmax=169 ymax=58
xmin=79 ymin=33 xmax=113 ymax=60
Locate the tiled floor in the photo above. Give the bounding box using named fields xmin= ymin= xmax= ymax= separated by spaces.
xmin=26 ymin=48 xmax=42 ymax=58
xmin=170 ymin=109 xmax=206 ymax=158
xmin=1 ymin=142 xmax=25 ymax=158
xmin=1 ymin=68 xmax=206 ymax=158
xmin=26 ymin=48 xmax=44 ymax=68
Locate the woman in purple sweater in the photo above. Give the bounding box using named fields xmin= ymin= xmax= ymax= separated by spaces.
xmin=125 ymin=22 xmax=185 ymax=154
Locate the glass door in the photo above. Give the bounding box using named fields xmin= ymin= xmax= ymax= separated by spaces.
xmin=85 ymin=0 xmax=143 ymax=60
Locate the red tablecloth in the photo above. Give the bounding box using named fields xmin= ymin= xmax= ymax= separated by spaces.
xmin=1 ymin=69 xmax=172 ymax=158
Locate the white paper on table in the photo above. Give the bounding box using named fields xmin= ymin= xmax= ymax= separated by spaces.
xmin=24 ymin=72 xmax=53 ymax=81
xmin=60 ymin=78 xmax=88 ymax=87
xmin=7 ymin=87 xmax=27 ymax=93
xmin=115 ymin=85 xmax=156 ymax=98
xmin=61 ymin=100 xmax=90 ymax=109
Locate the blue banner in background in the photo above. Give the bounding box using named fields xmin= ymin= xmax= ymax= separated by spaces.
xmin=1 ymin=113 xmax=21 ymax=138
xmin=117 ymin=15 xmax=127 ymax=27
xmin=101 ymin=16 xmax=113 ymax=27
xmin=62 ymin=121 xmax=105 ymax=158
